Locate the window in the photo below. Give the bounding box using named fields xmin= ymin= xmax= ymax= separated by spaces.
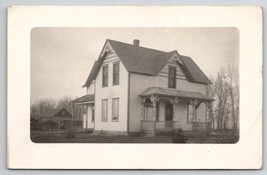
xmin=187 ymin=104 xmax=193 ymax=124
xmin=168 ymin=66 xmax=176 ymax=88
xmin=101 ymin=99 xmax=108 ymax=122
xmin=156 ymin=102 xmax=159 ymax=121
xmin=102 ymin=65 xmax=108 ymax=87
xmin=113 ymin=62 xmax=120 ymax=85
xmin=92 ymin=107 xmax=95 ymax=122
xmin=112 ymin=98 xmax=119 ymax=122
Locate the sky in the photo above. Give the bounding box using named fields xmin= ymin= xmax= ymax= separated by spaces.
xmin=31 ymin=27 xmax=239 ymax=102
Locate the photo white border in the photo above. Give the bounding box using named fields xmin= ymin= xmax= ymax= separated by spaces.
xmin=7 ymin=6 xmax=262 ymax=169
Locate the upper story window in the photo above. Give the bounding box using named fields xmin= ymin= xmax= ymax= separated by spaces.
xmin=113 ymin=62 xmax=120 ymax=85
xmin=102 ymin=65 xmax=108 ymax=87
xmin=168 ymin=66 xmax=176 ymax=88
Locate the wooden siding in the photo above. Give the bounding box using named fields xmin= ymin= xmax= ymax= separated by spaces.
xmin=94 ymin=51 xmax=128 ymax=132
xmin=158 ymin=60 xmax=186 ymax=80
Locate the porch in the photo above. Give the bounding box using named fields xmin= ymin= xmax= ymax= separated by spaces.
xmin=141 ymin=121 xmax=209 ymax=132
xmin=141 ymin=120 xmax=180 ymax=133
xmin=139 ymin=87 xmax=213 ymax=133
xmin=71 ymin=94 xmax=95 ymax=130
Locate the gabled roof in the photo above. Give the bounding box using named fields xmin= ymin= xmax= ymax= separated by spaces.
xmin=108 ymin=40 xmax=174 ymax=75
xmin=72 ymin=94 xmax=95 ymax=104
xmin=50 ymin=108 xmax=72 ymax=118
xmin=83 ymin=39 xmax=211 ymax=87
xmin=139 ymin=86 xmax=213 ymax=101
xmin=179 ymin=55 xmax=211 ymax=84
xmin=83 ymin=52 xmax=107 ymax=87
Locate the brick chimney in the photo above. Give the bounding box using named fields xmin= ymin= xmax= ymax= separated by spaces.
xmin=133 ymin=39 xmax=140 ymax=46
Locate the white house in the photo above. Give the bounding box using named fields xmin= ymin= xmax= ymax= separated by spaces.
xmin=72 ymin=39 xmax=213 ymax=135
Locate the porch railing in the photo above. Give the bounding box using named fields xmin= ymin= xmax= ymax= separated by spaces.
xmin=192 ymin=122 xmax=209 ymax=131
xmin=141 ymin=120 xmax=181 ymax=132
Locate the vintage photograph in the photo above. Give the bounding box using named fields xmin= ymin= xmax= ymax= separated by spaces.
xmin=30 ymin=27 xmax=239 ymax=143
xmin=8 ymin=6 xmax=262 ymax=169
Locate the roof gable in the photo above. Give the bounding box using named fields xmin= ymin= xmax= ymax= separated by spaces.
xmin=157 ymin=52 xmax=186 ymax=79
xmin=82 ymin=45 xmax=108 ymax=87
xmin=72 ymin=94 xmax=95 ymax=103
xmin=83 ymin=39 xmax=211 ymax=87
xmin=51 ymin=108 xmax=72 ymax=118
xmin=179 ymin=55 xmax=211 ymax=84
xmin=108 ymin=40 xmax=173 ymax=75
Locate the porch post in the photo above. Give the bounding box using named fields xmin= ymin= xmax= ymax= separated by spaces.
xmin=140 ymin=99 xmax=145 ymax=131
xmin=82 ymin=103 xmax=85 ymax=129
xmin=71 ymin=102 xmax=74 ymax=129
xmin=207 ymin=101 xmax=213 ymax=131
xmin=150 ymin=95 xmax=159 ymax=136
xmin=192 ymin=99 xmax=198 ymax=122
xmin=171 ymin=97 xmax=179 ymax=129
xmin=152 ymin=100 xmax=156 ymax=135
xmin=205 ymin=101 xmax=209 ymax=130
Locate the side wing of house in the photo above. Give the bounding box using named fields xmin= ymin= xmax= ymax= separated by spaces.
xmin=128 ymin=52 xmax=209 ymax=132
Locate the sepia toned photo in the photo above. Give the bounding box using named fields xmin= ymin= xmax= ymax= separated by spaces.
xmin=8 ymin=6 xmax=262 ymax=169
xmin=30 ymin=27 xmax=239 ymax=144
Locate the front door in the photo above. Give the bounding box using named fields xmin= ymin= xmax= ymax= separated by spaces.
xmin=165 ymin=102 xmax=173 ymax=129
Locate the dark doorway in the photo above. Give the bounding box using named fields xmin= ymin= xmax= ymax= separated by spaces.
xmin=165 ymin=102 xmax=173 ymax=121
xmin=165 ymin=102 xmax=173 ymax=130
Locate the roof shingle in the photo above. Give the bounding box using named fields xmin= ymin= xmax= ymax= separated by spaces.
xmin=83 ymin=39 xmax=211 ymax=87
xmin=140 ymin=86 xmax=213 ymax=101
xmin=72 ymin=94 xmax=95 ymax=104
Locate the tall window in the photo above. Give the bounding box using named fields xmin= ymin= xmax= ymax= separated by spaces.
xmin=102 ymin=99 xmax=108 ymax=122
xmin=112 ymin=98 xmax=119 ymax=122
xmin=168 ymin=66 xmax=176 ymax=88
xmin=102 ymin=65 xmax=108 ymax=87
xmin=92 ymin=107 xmax=95 ymax=122
xmin=113 ymin=62 xmax=120 ymax=85
xmin=187 ymin=104 xmax=193 ymax=124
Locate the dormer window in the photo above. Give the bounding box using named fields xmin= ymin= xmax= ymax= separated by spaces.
xmin=102 ymin=65 xmax=108 ymax=87
xmin=168 ymin=66 xmax=176 ymax=88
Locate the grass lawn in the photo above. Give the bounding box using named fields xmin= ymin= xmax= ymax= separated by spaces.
xmin=31 ymin=132 xmax=173 ymax=143
xmin=30 ymin=130 xmax=239 ymax=144
xmin=186 ymin=133 xmax=239 ymax=143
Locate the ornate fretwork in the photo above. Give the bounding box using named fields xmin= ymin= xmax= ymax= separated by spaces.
xmin=100 ymin=42 xmax=115 ymax=57
xmin=169 ymin=97 xmax=179 ymax=109
xmin=170 ymin=54 xmax=183 ymax=65
xmin=150 ymin=94 xmax=159 ymax=107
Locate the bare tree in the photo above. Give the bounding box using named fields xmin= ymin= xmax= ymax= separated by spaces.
xmin=208 ymin=64 xmax=239 ymax=132
xmin=207 ymin=77 xmax=217 ymax=130
xmin=225 ymin=64 xmax=239 ymax=132
xmin=57 ymin=96 xmax=72 ymax=111
xmin=31 ymin=98 xmax=57 ymax=118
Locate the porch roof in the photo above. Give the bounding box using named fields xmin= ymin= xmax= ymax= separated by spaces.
xmin=72 ymin=94 xmax=95 ymax=104
xmin=139 ymin=86 xmax=213 ymax=101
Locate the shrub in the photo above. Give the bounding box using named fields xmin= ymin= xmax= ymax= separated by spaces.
xmin=41 ymin=120 xmax=59 ymax=131
xmin=172 ymin=128 xmax=188 ymax=143
xmin=66 ymin=130 xmax=76 ymax=138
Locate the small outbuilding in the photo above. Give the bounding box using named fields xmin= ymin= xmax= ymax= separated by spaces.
xmin=38 ymin=108 xmax=82 ymax=130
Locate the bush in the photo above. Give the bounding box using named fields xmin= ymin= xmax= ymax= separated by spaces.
xmin=172 ymin=128 xmax=188 ymax=143
xmin=30 ymin=118 xmax=39 ymax=130
xmin=66 ymin=130 xmax=76 ymax=138
xmin=40 ymin=120 xmax=59 ymax=131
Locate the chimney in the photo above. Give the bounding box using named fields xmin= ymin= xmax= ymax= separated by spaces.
xmin=133 ymin=39 xmax=140 ymax=46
